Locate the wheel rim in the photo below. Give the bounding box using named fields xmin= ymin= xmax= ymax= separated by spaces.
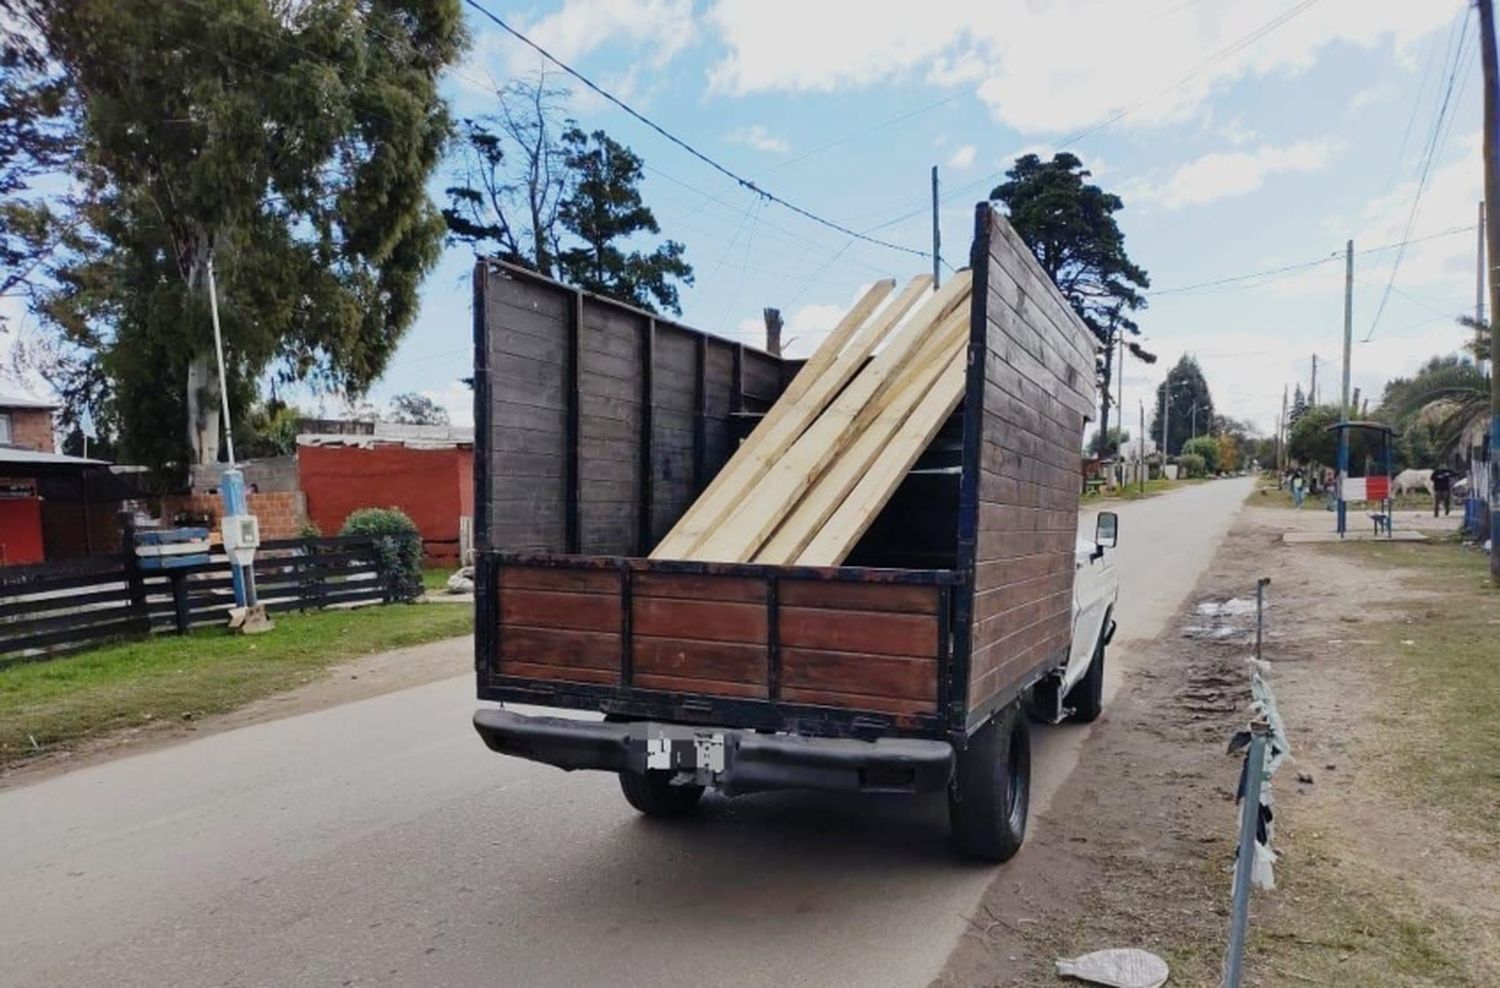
xmin=1006 ymin=727 xmax=1027 ymax=833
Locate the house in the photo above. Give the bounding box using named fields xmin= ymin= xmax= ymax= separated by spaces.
xmin=0 ymin=392 xmax=114 ymax=565
xmin=296 ymin=422 xmax=474 ymax=562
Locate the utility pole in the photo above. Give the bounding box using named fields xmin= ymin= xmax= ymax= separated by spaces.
xmin=1279 ymin=383 xmax=1288 ymax=477
xmin=1161 ymin=384 xmax=1170 ymax=462
xmin=1338 ymin=239 xmax=1354 ymax=537
xmin=763 ymin=307 xmax=783 ymax=357
xmin=1139 ymin=399 xmax=1146 ymax=495
xmin=1310 ymin=354 xmax=1318 ymax=406
xmin=1478 ymin=200 xmax=1487 ymax=375
xmin=1478 ymin=0 xmax=1500 ymax=583
xmin=931 ymin=165 xmax=941 ymax=289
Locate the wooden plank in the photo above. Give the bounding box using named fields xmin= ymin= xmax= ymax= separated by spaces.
xmin=633 ymin=672 xmax=767 ymax=699
xmin=501 ymin=566 xmax=618 ymax=593
xmin=500 ymin=626 xmax=621 ymax=670
xmin=776 ymin=580 xmax=938 ymax=615
xmin=778 ymin=606 xmax=938 ymax=658
xmin=756 ymin=306 xmax=968 ymax=563
xmin=501 ymin=588 xmax=621 ymax=633
xmin=500 ymin=661 xmax=619 ymax=685
xmin=633 ymin=596 xmax=767 ymax=643
xmin=632 ymin=572 xmax=764 ymax=603
xmin=650 ymin=278 xmax=907 ymax=559
xmin=693 ymin=284 xmax=970 ymax=563
xmin=796 ymin=345 xmax=968 ymax=566
xmin=778 ymin=686 xmax=933 ymax=717
xmin=780 ymin=648 xmax=936 ymax=701
xmin=632 ymin=636 xmax=767 ymax=684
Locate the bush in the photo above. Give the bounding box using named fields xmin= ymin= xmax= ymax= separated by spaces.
xmin=339 ymin=507 xmax=422 ymax=602
xmin=1182 ymin=436 xmax=1221 ymax=474
xmin=1177 ymin=453 xmax=1208 ymax=479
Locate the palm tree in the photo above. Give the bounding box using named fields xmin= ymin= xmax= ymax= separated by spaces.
xmin=1457 ymin=315 xmax=1492 ymax=363
xmin=1380 ymin=350 xmax=1489 ymax=454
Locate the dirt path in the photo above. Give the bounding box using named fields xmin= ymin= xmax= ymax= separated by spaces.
xmin=935 ymin=501 xmax=1498 ymax=987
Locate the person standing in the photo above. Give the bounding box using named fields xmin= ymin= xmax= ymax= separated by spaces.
xmin=1291 ymin=467 xmax=1306 ymax=509
xmin=1431 ymin=466 xmax=1455 ymax=517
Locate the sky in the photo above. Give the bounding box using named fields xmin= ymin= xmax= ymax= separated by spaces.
xmin=2 ymin=0 xmax=1490 ymax=444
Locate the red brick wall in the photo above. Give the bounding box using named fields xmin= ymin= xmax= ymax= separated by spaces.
xmin=0 ymin=498 xmax=45 ymax=565
xmin=298 ymin=444 xmax=470 ymax=556
xmin=6 ymin=409 xmax=55 ymax=453
xmin=160 ymin=490 xmax=307 ymax=540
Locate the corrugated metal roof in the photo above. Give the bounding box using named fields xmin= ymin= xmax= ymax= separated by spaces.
xmin=0 ymin=391 xmax=58 ymax=410
xmin=0 ymin=446 xmax=108 ymax=467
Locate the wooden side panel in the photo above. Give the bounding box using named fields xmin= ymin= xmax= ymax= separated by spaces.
xmin=578 ymin=301 xmax=645 ymax=554
xmin=480 ymin=263 xmax=789 ymax=554
xmin=966 ymin=209 xmax=1098 ymax=718
xmin=632 ymin=571 xmax=769 ymax=697
xmin=651 ymin=327 xmax=698 ymax=542
xmin=482 ymin=270 xmax=568 ymax=550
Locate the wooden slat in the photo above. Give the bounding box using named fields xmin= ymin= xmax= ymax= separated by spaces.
xmin=501 ymin=588 xmax=621 ymax=633
xmin=632 ymin=636 xmax=767 ymax=684
xmin=651 ymin=278 xmax=908 ymax=559
xmin=778 ymin=686 xmax=933 ymax=717
xmin=798 ymin=347 xmax=967 ymax=565
xmin=500 ymin=626 xmax=621 ymax=670
xmin=501 ymin=661 xmax=618 ymax=685
xmin=632 ymin=596 xmax=766 ymax=643
xmin=633 ymin=673 xmax=767 ymax=699
xmin=692 ymin=277 xmax=971 ymax=563
xmin=776 ymin=580 xmax=938 ymax=615
xmin=500 ymin=566 xmax=619 ymax=594
xmin=780 ymin=648 xmax=936 ymax=701
xmin=778 ymin=606 xmax=937 ymax=658
xmin=632 ymin=572 xmax=764 ymax=603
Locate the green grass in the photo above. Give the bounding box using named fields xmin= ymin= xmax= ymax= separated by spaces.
xmin=422 ymin=565 xmax=454 ymax=592
xmin=1323 ymin=540 xmax=1500 ymax=843
xmin=0 ymin=603 xmax=473 ymax=768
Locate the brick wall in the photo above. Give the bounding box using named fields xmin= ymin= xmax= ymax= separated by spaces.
xmin=160 ymin=490 xmax=307 ymax=540
xmin=6 ymin=409 xmax=55 ymax=453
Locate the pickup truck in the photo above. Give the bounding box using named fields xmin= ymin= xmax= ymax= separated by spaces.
xmin=470 ymin=203 xmax=1118 ymax=861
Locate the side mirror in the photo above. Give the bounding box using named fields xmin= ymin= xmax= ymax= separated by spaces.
xmin=1096 ymin=511 xmax=1119 ymax=549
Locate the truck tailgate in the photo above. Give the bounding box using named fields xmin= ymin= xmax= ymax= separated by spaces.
xmin=481 ymin=554 xmax=961 ymax=735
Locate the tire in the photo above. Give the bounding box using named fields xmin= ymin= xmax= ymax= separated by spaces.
xmin=949 ymin=702 xmax=1031 ymax=862
xmin=1064 ymin=630 xmax=1106 ymax=724
xmin=618 ymin=770 xmax=705 ymax=818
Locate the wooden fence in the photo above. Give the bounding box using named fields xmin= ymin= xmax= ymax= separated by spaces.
xmin=0 ymin=535 xmax=404 ymax=668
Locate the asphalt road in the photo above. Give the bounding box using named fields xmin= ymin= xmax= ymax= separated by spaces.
xmin=1 ymin=477 xmax=1254 ymax=988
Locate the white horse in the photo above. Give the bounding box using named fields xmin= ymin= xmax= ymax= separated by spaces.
xmin=1392 ymin=468 xmax=1433 ymax=496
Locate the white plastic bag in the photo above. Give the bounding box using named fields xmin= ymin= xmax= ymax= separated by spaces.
xmin=1056 ymin=948 xmax=1169 ymax=988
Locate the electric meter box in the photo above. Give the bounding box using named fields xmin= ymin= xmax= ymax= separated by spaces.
xmin=221 ymin=514 xmax=261 ymax=566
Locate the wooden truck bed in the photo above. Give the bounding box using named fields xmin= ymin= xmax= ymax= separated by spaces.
xmin=473 ymin=203 xmax=1097 ymax=744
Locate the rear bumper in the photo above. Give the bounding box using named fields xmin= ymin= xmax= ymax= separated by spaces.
xmin=473 ymin=708 xmax=955 ymax=796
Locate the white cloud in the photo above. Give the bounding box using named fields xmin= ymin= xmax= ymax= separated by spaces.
xmin=704 ymin=0 xmax=1452 ymax=135
xmin=1349 ymin=82 xmax=1396 ymax=114
xmin=423 ymin=380 xmax=476 ymax=429
xmin=723 ymin=124 xmax=790 ymax=154
xmin=731 ymin=281 xmax=896 ymax=358
xmin=947 ymin=144 xmax=977 ymax=170
xmin=1130 ymin=139 xmax=1338 ymax=210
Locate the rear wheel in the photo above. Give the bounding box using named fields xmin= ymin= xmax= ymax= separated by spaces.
xmin=619 ymin=770 xmax=705 ymax=818
xmin=1064 ymin=631 xmax=1106 ymax=724
xmin=949 ymin=702 xmax=1031 ymax=862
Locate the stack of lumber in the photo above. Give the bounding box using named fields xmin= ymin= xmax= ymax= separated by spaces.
xmin=652 ymin=271 xmax=973 ymax=566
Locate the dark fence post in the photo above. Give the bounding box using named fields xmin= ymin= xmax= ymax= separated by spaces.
xmin=170 ymin=572 xmax=190 ymax=635
xmin=119 ymin=511 xmax=150 ymax=634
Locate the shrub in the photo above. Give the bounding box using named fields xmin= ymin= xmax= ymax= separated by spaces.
xmin=339 ymin=507 xmax=422 ymax=602
xmin=1178 ymin=453 xmax=1207 ymax=479
xmin=1182 ymin=436 xmax=1221 ymax=474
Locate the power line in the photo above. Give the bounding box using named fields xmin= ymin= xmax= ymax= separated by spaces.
xmin=1365 ymin=7 xmax=1475 ymax=341
xmin=461 ymin=0 xmax=928 ymax=260
xmin=1150 ymin=225 xmax=1478 ymax=296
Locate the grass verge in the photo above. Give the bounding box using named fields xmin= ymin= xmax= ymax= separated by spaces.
xmin=1083 ymin=476 xmax=1208 ymax=502
xmin=1325 ymin=540 xmax=1499 ymax=844
xmin=0 ymin=603 xmax=472 ymax=769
